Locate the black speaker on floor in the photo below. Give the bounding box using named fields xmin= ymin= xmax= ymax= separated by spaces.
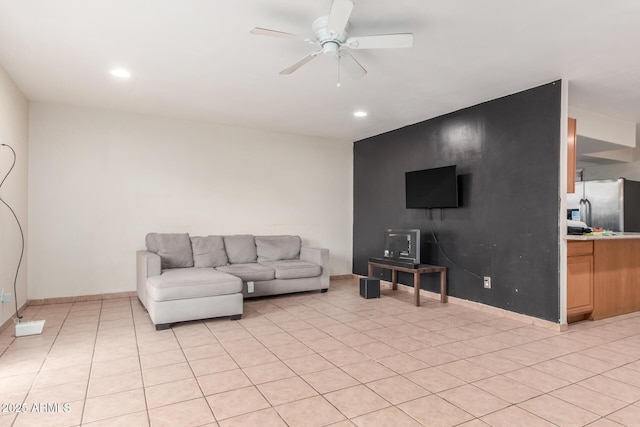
xmin=359 ymin=278 xmax=380 ymax=299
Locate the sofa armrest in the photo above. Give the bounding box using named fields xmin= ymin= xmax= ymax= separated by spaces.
xmin=300 ymin=246 xmax=330 ymax=288
xmin=137 ymin=250 xmax=161 ymax=308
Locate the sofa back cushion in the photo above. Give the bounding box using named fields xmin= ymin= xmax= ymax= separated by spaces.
xmin=256 ymin=235 xmax=301 ymax=262
xmin=191 ymin=236 xmax=228 ymax=268
xmin=146 ymin=233 xmax=194 ymax=269
xmin=223 ymin=235 xmax=257 ymax=264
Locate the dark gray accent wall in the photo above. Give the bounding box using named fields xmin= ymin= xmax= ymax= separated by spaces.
xmin=353 ymin=81 xmax=562 ymax=322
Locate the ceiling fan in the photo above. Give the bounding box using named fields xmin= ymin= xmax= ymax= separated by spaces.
xmin=250 ymin=0 xmax=414 ymax=80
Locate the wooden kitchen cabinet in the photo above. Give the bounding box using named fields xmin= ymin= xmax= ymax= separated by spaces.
xmin=567 ymin=241 xmax=593 ymax=321
xmin=592 ymin=239 xmax=640 ymax=320
xmin=567 ymin=117 xmax=577 ymax=193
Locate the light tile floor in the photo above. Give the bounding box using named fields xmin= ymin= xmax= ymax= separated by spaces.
xmin=1 ymin=277 xmax=640 ymax=426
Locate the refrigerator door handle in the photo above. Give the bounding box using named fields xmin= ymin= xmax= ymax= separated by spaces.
xmin=579 ymin=198 xmax=591 ymax=226
xmin=585 ymin=198 xmax=592 ymax=226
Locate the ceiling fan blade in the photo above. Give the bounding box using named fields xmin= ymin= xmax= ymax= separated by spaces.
xmin=327 ymin=0 xmax=354 ymax=38
xmin=345 ymin=33 xmax=414 ymax=49
xmin=279 ymin=50 xmax=323 ymax=75
xmin=250 ymin=27 xmax=302 ymax=41
xmin=337 ymin=50 xmax=367 ymax=80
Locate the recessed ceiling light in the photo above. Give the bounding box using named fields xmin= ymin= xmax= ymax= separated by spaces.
xmin=353 ymin=111 xmax=368 ymax=118
xmin=111 ymin=68 xmax=131 ymax=79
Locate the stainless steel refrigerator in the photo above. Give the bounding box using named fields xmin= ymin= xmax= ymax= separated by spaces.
xmin=567 ymin=178 xmax=640 ymax=231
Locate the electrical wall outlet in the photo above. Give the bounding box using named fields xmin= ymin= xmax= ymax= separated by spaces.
xmin=483 ymin=276 xmax=492 ymax=289
xmin=1 ymin=289 xmax=10 ymax=303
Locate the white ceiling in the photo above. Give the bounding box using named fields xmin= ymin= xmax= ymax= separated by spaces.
xmin=1 ymin=0 xmax=640 ymax=142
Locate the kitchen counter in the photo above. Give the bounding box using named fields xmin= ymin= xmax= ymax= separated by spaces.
xmin=566 ymin=232 xmax=640 ymax=240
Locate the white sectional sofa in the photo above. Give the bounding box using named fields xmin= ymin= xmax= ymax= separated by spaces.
xmin=137 ymin=233 xmax=330 ymax=330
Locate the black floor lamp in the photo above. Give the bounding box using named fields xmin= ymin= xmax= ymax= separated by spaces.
xmin=1 ymin=144 xmax=45 ymax=336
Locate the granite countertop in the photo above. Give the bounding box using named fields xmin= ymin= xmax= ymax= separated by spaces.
xmin=565 ymin=232 xmax=640 ymax=240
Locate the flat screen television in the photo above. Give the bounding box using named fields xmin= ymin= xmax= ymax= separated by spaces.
xmin=383 ymin=229 xmax=420 ymax=264
xmin=405 ymin=165 xmax=458 ymax=209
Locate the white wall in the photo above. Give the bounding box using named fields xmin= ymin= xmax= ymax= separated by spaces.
xmin=569 ymin=106 xmax=636 ymax=147
xmin=0 ymin=65 xmax=29 ymax=326
xmin=582 ymin=157 xmax=640 ymax=181
xmin=28 ymin=103 xmax=353 ymax=299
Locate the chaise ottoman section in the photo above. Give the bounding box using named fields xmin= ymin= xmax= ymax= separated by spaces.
xmin=147 ymin=268 xmax=242 ymax=301
xmin=138 ymin=249 xmax=244 ymax=330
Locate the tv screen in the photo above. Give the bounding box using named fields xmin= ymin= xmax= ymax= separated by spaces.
xmin=384 ymin=229 xmax=420 ymax=264
xmin=405 ymin=165 xmax=458 ymax=209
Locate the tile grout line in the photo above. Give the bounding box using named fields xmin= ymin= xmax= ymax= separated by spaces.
xmin=402 ymin=304 xmax=640 ymax=424
xmin=78 ymin=299 xmax=102 ymax=426
xmin=79 ymin=297 xmax=146 ymax=425
xmin=11 ymin=303 xmax=74 ymax=426
xmin=328 ymin=284 xmax=640 ymax=424
xmin=230 ymin=312 xmax=321 ymax=425
xmin=128 ymin=296 xmax=152 ymax=427
xmin=240 ymin=299 xmax=405 ymax=426
xmin=207 ymin=316 xmax=295 ymax=425
xmin=213 ymin=301 xmax=373 ymax=425
xmin=182 ymin=319 xmax=222 ymax=425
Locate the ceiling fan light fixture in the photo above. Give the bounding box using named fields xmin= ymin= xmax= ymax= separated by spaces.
xmin=322 ymin=41 xmax=339 ymax=54
xmin=353 ymin=111 xmax=368 ymax=117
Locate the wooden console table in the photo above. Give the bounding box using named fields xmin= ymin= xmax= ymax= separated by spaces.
xmin=368 ymin=261 xmax=447 ymax=306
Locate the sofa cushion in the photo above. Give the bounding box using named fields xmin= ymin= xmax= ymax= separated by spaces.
xmin=146 ymin=233 xmax=194 ymax=269
xmin=147 ymin=268 xmax=241 ymax=302
xmin=258 ymin=260 xmax=322 ymax=280
xmin=191 ymin=236 xmax=228 ymax=268
xmin=256 ymin=235 xmax=301 ymax=262
xmin=223 ymin=235 xmax=257 ymax=264
xmin=216 ymin=263 xmax=275 ymax=282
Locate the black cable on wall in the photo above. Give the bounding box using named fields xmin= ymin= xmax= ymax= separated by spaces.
xmin=0 ymin=144 xmax=25 ymax=321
